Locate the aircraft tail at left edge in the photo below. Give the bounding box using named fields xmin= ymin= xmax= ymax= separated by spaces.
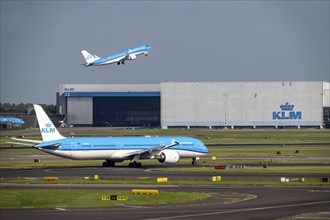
xmin=33 ymin=104 xmax=65 ymax=142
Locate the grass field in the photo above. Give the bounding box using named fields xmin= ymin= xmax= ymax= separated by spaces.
xmin=208 ymin=145 xmax=330 ymax=157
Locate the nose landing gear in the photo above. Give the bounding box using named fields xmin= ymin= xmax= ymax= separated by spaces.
xmin=192 ymin=157 xmax=198 ymax=165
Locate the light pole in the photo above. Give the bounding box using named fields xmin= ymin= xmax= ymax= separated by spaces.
xmin=320 ymin=92 xmax=324 ymax=129
xmin=223 ymin=93 xmax=228 ymax=129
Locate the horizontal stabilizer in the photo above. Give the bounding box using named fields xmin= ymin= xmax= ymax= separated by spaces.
xmin=10 ymin=137 xmax=42 ymax=144
xmin=6 ymin=141 xmax=35 ymax=147
xmin=7 ymin=137 xmax=42 ymax=147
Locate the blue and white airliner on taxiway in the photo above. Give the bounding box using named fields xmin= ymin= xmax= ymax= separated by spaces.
xmin=0 ymin=118 xmax=25 ymax=125
xmin=10 ymin=105 xmax=208 ymax=168
xmin=81 ymin=45 xmax=152 ymax=67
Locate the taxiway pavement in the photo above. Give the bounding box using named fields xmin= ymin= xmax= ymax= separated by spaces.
xmin=1 ymin=183 xmax=329 ymax=220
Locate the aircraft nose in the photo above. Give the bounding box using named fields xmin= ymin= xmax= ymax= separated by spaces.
xmin=198 ymin=140 xmax=208 ymax=154
xmin=203 ymin=144 xmax=208 ymax=153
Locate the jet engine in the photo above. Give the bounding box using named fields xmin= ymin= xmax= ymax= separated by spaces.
xmin=128 ymin=54 xmax=137 ymax=60
xmin=157 ymin=150 xmax=180 ymax=164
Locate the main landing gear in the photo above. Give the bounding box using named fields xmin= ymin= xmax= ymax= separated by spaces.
xmin=129 ymin=161 xmax=142 ymax=168
xmin=102 ymin=160 xmax=142 ymax=168
xmin=192 ymin=157 xmax=197 ymax=165
xmin=102 ymin=160 xmax=115 ymax=167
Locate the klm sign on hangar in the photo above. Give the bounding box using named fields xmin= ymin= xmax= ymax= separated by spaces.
xmin=273 ymin=102 xmax=302 ymax=120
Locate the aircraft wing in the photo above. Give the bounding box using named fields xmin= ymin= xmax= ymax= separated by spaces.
xmin=118 ymin=53 xmax=130 ymax=63
xmin=124 ymin=141 xmax=179 ymax=159
xmin=7 ymin=137 xmax=61 ymax=150
xmin=7 ymin=141 xmax=36 ymax=147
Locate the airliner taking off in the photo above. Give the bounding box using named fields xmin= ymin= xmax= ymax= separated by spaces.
xmin=10 ymin=105 xmax=208 ymax=167
xmin=81 ymin=45 xmax=152 ymax=67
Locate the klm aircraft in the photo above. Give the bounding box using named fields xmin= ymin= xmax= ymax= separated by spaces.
xmin=10 ymin=105 xmax=208 ymax=168
xmin=81 ymin=45 xmax=152 ymax=67
xmin=0 ymin=117 xmax=25 ymax=125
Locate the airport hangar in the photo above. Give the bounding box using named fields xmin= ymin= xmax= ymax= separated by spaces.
xmin=57 ymin=81 xmax=330 ymax=129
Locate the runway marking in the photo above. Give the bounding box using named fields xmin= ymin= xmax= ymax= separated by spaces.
xmin=55 ymin=207 xmax=66 ymax=211
xmin=145 ymin=201 xmax=330 ymax=220
xmin=276 ymin=211 xmax=330 ymax=220
xmin=224 ymin=194 xmax=257 ymax=204
xmin=138 ymin=177 xmax=151 ymax=179
xmin=308 ymin=189 xmax=330 ymax=193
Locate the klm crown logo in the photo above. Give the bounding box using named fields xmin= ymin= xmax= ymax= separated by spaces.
xmin=273 ymin=102 xmax=302 ymax=120
xmin=41 ymin=122 xmax=56 ymax=133
xmin=280 ymin=102 xmax=295 ymax=111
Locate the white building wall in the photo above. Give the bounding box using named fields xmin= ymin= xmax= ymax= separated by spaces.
xmin=161 ymin=82 xmax=324 ymax=128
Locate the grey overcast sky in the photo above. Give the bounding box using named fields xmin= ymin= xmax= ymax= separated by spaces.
xmin=1 ymin=1 xmax=329 ymax=104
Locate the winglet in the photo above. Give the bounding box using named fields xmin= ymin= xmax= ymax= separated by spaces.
xmin=33 ymin=104 xmax=65 ymax=141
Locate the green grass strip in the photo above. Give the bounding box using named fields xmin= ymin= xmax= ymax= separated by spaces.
xmin=0 ymin=189 xmax=211 ymax=208
xmin=1 ymin=176 xmax=329 ymax=186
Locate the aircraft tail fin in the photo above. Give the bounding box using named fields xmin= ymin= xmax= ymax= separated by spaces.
xmin=81 ymin=50 xmax=100 ymax=64
xmin=33 ymin=104 xmax=65 ymax=141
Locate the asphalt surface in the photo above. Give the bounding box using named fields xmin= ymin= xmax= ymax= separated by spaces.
xmin=1 ymin=165 xmax=329 ymax=181
xmin=1 ymin=183 xmax=329 ymax=220
xmin=1 ymin=166 xmax=330 ymax=220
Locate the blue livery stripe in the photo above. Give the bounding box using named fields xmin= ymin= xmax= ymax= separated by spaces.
xmin=63 ymin=92 xmax=160 ymax=97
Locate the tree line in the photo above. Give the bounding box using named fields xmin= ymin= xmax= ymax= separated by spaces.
xmin=0 ymin=103 xmax=57 ymax=114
